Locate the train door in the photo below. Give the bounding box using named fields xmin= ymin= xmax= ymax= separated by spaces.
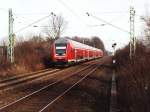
xmin=74 ymin=49 xmax=77 ymax=62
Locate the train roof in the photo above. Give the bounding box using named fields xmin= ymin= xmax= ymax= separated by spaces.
xmin=55 ymin=38 xmax=102 ymax=52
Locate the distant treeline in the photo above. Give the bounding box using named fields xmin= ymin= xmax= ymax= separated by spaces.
xmin=71 ymin=36 xmax=105 ymax=51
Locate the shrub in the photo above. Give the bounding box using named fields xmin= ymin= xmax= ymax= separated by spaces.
xmin=115 ymin=43 xmax=150 ymax=112
xmin=0 ymin=36 xmax=52 ymax=76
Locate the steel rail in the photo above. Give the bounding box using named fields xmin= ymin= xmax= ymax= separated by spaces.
xmin=0 ymin=69 xmax=60 ymax=89
xmin=0 ymin=64 xmax=95 ymax=111
xmin=39 ymin=67 xmax=98 ymax=112
xmin=0 ymin=68 xmax=56 ymax=83
xmin=0 ymin=60 xmax=98 ymax=90
xmin=0 ymin=58 xmax=100 ymax=84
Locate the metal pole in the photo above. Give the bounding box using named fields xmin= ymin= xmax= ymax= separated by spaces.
xmin=130 ymin=6 xmax=135 ymax=59
xmin=8 ymin=8 xmax=14 ymax=63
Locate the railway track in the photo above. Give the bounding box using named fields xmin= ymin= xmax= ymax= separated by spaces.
xmin=0 ymin=59 xmax=99 ymax=91
xmin=0 ymin=68 xmax=60 ymax=90
xmin=0 ymin=61 xmax=100 ymax=112
xmin=0 ymin=68 xmax=55 ymax=83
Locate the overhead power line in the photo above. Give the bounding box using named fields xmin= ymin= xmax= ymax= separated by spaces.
xmin=56 ymin=0 xmax=90 ymax=26
xmin=90 ymin=11 xmax=129 ymax=14
xmin=56 ymin=0 xmax=129 ymax=32
xmin=56 ymin=0 xmax=78 ymax=17
xmin=86 ymin=12 xmax=130 ymax=34
xmin=14 ymin=12 xmax=51 ymax=16
xmin=14 ymin=14 xmax=53 ymax=33
xmin=89 ymin=13 xmax=129 ymax=28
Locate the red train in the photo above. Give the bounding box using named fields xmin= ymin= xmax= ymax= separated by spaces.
xmin=51 ymin=38 xmax=103 ymax=65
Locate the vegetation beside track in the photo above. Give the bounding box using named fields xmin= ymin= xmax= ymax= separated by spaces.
xmin=0 ymin=36 xmax=52 ymax=78
xmin=114 ymin=42 xmax=150 ymax=112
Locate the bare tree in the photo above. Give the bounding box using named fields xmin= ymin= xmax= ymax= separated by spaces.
xmin=44 ymin=14 xmax=67 ymax=40
xmin=91 ymin=36 xmax=105 ymax=51
xmin=141 ymin=16 xmax=150 ymax=47
xmin=146 ymin=18 xmax=150 ymax=47
xmin=72 ymin=36 xmax=105 ymax=52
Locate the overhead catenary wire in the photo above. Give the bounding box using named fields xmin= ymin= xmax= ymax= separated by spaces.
xmin=0 ymin=9 xmax=52 ymax=31
xmin=13 ymin=12 xmax=51 ymax=16
xmin=13 ymin=12 xmax=48 ymax=26
xmin=56 ymin=0 xmax=131 ymax=36
xmin=0 ymin=10 xmax=46 ymax=38
xmin=86 ymin=12 xmax=130 ymax=34
xmin=89 ymin=11 xmax=129 ymax=15
xmin=14 ymin=14 xmax=53 ymax=33
xmin=1 ymin=4 xmax=131 ymax=36
xmin=56 ymin=0 xmax=130 ymax=30
xmin=11 ymin=0 xmax=131 ymax=34
xmin=89 ymin=13 xmax=129 ymax=27
xmin=56 ymin=0 xmax=90 ymax=27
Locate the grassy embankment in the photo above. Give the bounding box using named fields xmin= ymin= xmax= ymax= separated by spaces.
xmin=115 ymin=43 xmax=150 ymax=112
xmin=0 ymin=37 xmax=52 ymax=77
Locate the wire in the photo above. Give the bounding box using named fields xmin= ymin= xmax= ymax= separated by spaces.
xmin=56 ymin=0 xmax=130 ymax=32
xmin=89 ymin=13 xmax=129 ymax=27
xmin=86 ymin=12 xmax=130 ymax=34
xmin=90 ymin=11 xmax=129 ymax=15
xmin=14 ymin=12 xmax=50 ymax=16
xmin=14 ymin=14 xmax=51 ymax=33
xmin=56 ymin=0 xmax=90 ymax=27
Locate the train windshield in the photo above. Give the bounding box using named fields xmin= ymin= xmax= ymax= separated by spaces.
xmin=55 ymin=43 xmax=67 ymax=56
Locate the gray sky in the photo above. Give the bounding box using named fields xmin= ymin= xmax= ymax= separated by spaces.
xmin=0 ymin=0 xmax=149 ymax=51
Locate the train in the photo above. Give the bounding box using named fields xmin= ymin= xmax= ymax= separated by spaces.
xmin=51 ymin=37 xmax=103 ymax=65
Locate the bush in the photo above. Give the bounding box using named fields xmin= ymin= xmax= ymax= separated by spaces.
xmin=0 ymin=36 xmax=52 ymax=76
xmin=115 ymin=43 xmax=150 ymax=112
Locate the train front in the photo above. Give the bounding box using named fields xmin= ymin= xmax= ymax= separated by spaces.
xmin=52 ymin=38 xmax=68 ymax=65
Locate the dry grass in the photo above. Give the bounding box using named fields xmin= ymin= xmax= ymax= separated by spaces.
xmin=0 ymin=36 xmax=52 ymax=77
xmin=115 ymin=43 xmax=150 ymax=112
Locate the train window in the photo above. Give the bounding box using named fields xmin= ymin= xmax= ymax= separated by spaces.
xmin=55 ymin=43 xmax=67 ymax=56
xmin=56 ymin=49 xmax=66 ymax=55
xmin=55 ymin=43 xmax=67 ymax=47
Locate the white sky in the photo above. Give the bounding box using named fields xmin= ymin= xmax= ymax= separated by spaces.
xmin=0 ymin=0 xmax=149 ymax=51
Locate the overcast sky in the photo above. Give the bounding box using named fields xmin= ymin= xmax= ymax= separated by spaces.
xmin=0 ymin=0 xmax=149 ymax=51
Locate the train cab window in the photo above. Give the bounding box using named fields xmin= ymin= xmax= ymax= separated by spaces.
xmin=55 ymin=43 xmax=67 ymax=56
xmin=56 ymin=49 xmax=66 ymax=55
